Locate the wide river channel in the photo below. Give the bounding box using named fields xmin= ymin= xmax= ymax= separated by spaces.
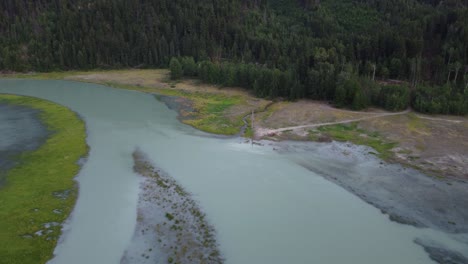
xmin=0 ymin=79 xmax=466 ymax=264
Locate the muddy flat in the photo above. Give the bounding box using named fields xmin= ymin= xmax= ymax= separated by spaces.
xmin=0 ymin=103 xmax=49 ymax=185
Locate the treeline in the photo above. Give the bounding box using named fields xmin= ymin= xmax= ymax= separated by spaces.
xmin=170 ymin=57 xmax=303 ymax=99
xmin=170 ymin=56 xmax=468 ymax=114
xmin=0 ymin=0 xmax=467 ymax=114
xmin=413 ymin=84 xmax=468 ymax=115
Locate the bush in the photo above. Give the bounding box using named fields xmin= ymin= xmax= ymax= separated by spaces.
xmin=169 ymin=57 xmax=183 ymax=80
xmin=377 ymin=85 xmax=410 ymax=111
xmin=180 ymin=57 xmax=197 ymax=77
xmin=412 ymin=84 xmax=468 ymax=115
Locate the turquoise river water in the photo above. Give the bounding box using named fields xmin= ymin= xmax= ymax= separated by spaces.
xmin=1 ymin=79 xmax=467 ymax=264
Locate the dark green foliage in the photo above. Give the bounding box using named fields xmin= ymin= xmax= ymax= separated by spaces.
xmin=171 ymin=58 xmax=298 ymax=99
xmin=180 ymin=57 xmax=198 ymax=77
xmin=413 ymin=84 xmax=468 ymax=115
xmin=199 ymin=61 xmax=217 ymax=84
xmin=169 ymin=58 xmax=183 ymax=80
xmin=333 ymin=74 xmax=376 ymax=110
xmin=1 ymin=0 xmax=467 ymax=114
xmin=334 ymin=84 xmax=347 ymax=107
xmin=377 ymin=85 xmax=411 ymax=111
xmin=352 ymin=86 xmax=370 ymax=110
xmin=165 ymin=213 xmax=174 ymax=221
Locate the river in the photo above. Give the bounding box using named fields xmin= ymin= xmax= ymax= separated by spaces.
xmin=0 ymin=79 xmax=466 ymax=264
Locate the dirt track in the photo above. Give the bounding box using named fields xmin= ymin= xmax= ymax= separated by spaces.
xmin=256 ymin=110 xmax=410 ymax=137
xmin=254 ymin=100 xmax=468 ymax=180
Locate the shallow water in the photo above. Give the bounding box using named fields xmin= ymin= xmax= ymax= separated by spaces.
xmin=0 ymin=103 xmax=49 ymax=184
xmin=0 ymin=79 xmax=466 ymax=264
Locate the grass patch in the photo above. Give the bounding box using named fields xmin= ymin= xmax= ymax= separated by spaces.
xmin=0 ymin=71 xmax=89 ymax=80
xmin=165 ymin=213 xmax=175 ymax=221
xmin=0 ymin=95 xmax=88 ymax=264
xmin=183 ymin=93 xmax=244 ymax=135
xmin=308 ymin=130 xmax=321 ymax=141
xmin=318 ymin=123 xmax=397 ymax=160
xmin=256 ymin=101 xmax=287 ymax=123
xmin=407 ymin=113 xmax=427 ymax=133
xmin=243 ymin=119 xmax=254 ymax=139
xmin=111 ymin=82 xmax=246 ymax=135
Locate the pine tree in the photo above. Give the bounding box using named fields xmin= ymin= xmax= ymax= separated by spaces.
xmin=169 ymin=57 xmax=183 ymax=80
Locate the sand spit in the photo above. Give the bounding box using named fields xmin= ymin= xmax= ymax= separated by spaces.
xmin=121 ymin=150 xmax=223 ymax=264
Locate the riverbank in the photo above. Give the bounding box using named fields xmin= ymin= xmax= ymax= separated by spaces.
xmin=276 ymin=141 xmax=468 ymax=233
xmin=255 ymin=100 xmax=468 ymax=180
xmin=2 ymin=72 xmax=468 ymax=221
xmin=2 ymin=69 xmax=466 ymax=180
xmin=275 ymin=140 xmax=468 ymax=262
xmin=0 ymin=95 xmax=88 ymax=264
xmin=1 ymin=70 xmax=271 ymax=136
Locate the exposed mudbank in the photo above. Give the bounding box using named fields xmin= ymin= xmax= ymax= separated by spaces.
xmin=415 ymin=238 xmax=468 ymax=264
xmin=155 ymin=95 xmax=195 ymax=122
xmin=275 ymin=140 xmax=468 ymax=262
xmin=156 ymin=94 xmax=233 ymax=139
xmin=0 ymin=103 xmax=50 ymax=185
xmin=121 ymin=150 xmax=222 ymax=264
xmin=278 ymin=141 xmax=468 ymax=234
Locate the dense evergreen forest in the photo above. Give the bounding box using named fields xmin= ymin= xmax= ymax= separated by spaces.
xmin=1 ymin=0 xmax=467 ymax=114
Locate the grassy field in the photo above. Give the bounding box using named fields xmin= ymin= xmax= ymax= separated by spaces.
xmin=0 ymin=95 xmax=88 ymax=264
xmin=313 ymin=123 xmax=397 ymax=160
